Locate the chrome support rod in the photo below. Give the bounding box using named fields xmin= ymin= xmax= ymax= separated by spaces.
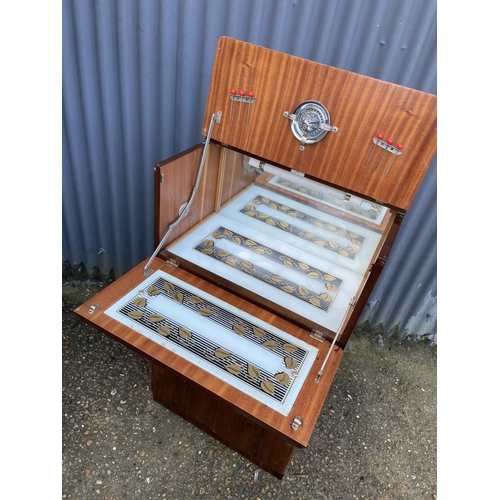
xmin=143 ymin=111 xmax=222 ymax=276
xmin=315 ymin=297 xmax=356 ymax=383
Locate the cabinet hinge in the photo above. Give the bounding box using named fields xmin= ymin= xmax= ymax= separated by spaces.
xmin=291 ymin=415 xmax=303 ymax=430
xmin=310 ymin=329 xmax=326 ymax=342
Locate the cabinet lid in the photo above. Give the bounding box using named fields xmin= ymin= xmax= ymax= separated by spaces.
xmin=202 ymin=37 xmax=436 ymax=212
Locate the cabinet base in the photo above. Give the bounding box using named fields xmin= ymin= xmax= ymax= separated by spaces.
xmin=151 ymin=361 xmax=298 ymax=479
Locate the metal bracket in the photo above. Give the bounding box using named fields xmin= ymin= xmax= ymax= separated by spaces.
xmin=88 ymin=304 xmax=99 ymax=314
xmin=291 ymin=415 xmax=303 ymax=430
xmin=310 ymin=330 xmax=326 ymax=343
xmin=165 ymin=259 xmax=179 ymax=269
xmin=319 ymin=122 xmax=339 ymax=133
xmin=284 ymin=100 xmax=338 ymax=151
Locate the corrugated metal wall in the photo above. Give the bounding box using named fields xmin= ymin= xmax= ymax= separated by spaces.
xmin=62 ymin=0 xmax=437 ymax=341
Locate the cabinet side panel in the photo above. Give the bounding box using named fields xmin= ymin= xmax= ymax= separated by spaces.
xmin=151 ymin=361 xmax=296 ymax=479
xmin=154 ymin=143 xmax=220 ymax=249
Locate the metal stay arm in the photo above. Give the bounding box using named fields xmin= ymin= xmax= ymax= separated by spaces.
xmin=143 ymin=111 xmax=222 ymax=276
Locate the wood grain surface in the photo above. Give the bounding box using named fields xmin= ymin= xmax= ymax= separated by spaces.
xmin=151 ymin=361 xmax=297 ymax=479
xmin=154 ymin=143 xmax=220 ymax=249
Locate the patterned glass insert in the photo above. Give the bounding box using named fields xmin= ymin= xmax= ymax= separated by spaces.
xmin=105 ymin=271 xmax=318 ymax=416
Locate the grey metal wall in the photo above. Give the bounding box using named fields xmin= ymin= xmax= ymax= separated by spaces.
xmin=62 ymin=0 xmax=437 ymax=342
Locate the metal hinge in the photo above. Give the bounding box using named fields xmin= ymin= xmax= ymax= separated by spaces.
xmin=88 ymin=304 xmax=99 ymax=314
xmin=310 ymin=329 xmax=326 ymax=342
xmin=160 ymin=173 xmax=164 ymax=182
xmin=291 ymin=415 xmax=303 ymax=430
xmin=165 ymin=259 xmax=179 ymax=269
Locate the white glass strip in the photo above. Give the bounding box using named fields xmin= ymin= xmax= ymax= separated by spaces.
xmin=151 ymin=295 xmax=283 ymax=371
xmin=213 ymin=237 xmax=326 ymax=295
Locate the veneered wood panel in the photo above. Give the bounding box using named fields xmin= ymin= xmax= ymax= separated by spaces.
xmin=154 ymin=143 xmax=220 ymax=249
xmin=151 ymin=361 xmax=297 ymax=479
xmin=202 ymin=37 xmax=436 ymax=212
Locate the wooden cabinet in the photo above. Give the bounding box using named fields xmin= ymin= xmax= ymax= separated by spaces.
xmin=74 ymin=37 xmax=436 ymax=479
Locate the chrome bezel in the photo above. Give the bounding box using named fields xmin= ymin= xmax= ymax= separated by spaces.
xmin=290 ymin=100 xmax=331 ymax=144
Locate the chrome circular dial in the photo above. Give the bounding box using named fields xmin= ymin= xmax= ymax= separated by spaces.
xmin=291 ymin=101 xmax=331 ymax=144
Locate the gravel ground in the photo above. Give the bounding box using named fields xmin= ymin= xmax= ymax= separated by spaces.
xmin=62 ymin=281 xmax=437 ymax=499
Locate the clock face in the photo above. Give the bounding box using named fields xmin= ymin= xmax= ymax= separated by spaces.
xmin=291 ymin=101 xmax=330 ymax=144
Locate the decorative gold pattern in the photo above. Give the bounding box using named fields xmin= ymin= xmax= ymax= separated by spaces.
xmin=261 ymin=380 xmax=275 ymax=395
xmin=215 ymin=348 xmax=231 ymax=359
xmin=283 ymin=343 xmax=299 ymax=353
xmin=118 ymin=276 xmax=310 ymax=404
xmin=275 ymin=372 xmax=291 ymax=386
xmin=225 ymin=363 xmax=242 ymax=375
xmin=133 ymin=297 xmax=147 ymax=308
xmin=157 ymin=325 xmax=170 ymax=337
xmin=127 ymin=310 xmax=142 ymax=320
xmin=197 ymin=307 xmax=213 ymax=317
xmin=194 ymin=226 xmax=343 ymax=312
xmin=241 ymin=195 xmax=365 ymax=260
xmin=233 ymin=324 xmax=246 ymax=336
xmin=178 ymin=327 xmax=192 ymax=339
xmin=149 ymin=313 xmax=165 ymax=323
xmin=262 ymin=340 xmax=278 ymax=350
xmin=248 ymin=364 xmax=261 ymax=378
